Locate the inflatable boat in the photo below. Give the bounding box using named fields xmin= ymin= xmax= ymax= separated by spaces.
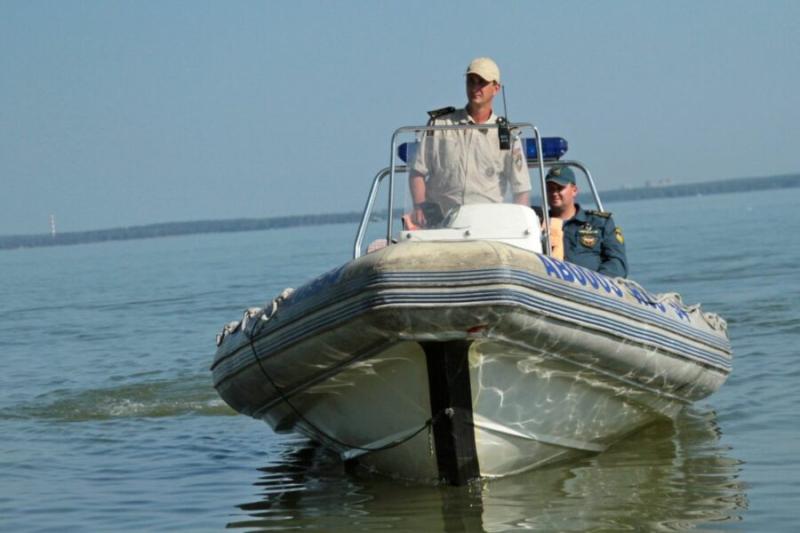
xmin=211 ymin=122 xmax=732 ymax=484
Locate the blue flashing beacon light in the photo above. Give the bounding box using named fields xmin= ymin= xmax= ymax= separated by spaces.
xmin=523 ymin=137 xmax=568 ymax=161
xmin=397 ymin=143 xmax=415 ymax=163
xmin=398 ymin=137 xmax=568 ymax=163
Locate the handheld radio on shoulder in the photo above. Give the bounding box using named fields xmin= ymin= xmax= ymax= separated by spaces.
xmin=497 ymin=85 xmax=510 ymax=150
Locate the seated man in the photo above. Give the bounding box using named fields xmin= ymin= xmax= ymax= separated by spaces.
xmin=408 ymin=57 xmax=530 ymax=227
xmin=543 ymin=165 xmax=628 ymax=278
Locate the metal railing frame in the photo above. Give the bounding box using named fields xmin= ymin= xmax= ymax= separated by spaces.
xmin=353 ymin=123 xmax=603 ymax=259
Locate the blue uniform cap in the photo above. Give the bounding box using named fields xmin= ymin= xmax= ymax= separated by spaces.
xmin=546 ymin=166 xmax=576 ymax=186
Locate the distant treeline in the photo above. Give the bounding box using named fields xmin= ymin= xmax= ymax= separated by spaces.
xmin=0 ymin=212 xmax=363 ymax=250
xmin=596 ymin=173 xmax=800 ymax=203
xmin=2 ymin=173 xmax=798 ymax=251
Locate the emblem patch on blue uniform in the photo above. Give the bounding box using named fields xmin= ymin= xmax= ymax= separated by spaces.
xmin=579 ymin=226 xmax=598 ymax=248
xmin=615 ymin=227 xmax=624 ymax=244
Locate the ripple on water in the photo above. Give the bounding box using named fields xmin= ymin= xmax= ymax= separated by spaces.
xmin=0 ymin=376 xmax=235 ymax=422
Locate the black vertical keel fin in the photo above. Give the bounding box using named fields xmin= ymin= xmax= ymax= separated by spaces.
xmin=423 ymin=340 xmax=480 ymax=485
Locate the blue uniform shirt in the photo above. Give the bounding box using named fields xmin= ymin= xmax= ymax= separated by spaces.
xmin=558 ymin=204 xmax=628 ymax=278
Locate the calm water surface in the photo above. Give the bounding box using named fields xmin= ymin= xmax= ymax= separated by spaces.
xmin=2 ymin=188 xmax=799 ymax=531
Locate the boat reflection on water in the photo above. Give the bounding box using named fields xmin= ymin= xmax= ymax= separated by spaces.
xmin=227 ymin=408 xmax=747 ymax=531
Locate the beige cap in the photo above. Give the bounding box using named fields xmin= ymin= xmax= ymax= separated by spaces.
xmin=466 ymin=57 xmax=500 ymax=83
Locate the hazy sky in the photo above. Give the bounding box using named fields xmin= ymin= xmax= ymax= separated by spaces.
xmin=1 ymin=1 xmax=797 ymax=235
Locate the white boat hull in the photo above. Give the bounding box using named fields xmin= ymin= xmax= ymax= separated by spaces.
xmin=212 ymin=241 xmax=731 ymax=483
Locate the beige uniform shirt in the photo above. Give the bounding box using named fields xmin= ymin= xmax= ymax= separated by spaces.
xmin=410 ymin=107 xmax=530 ymax=215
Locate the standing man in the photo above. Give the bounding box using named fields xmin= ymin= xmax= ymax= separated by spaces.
xmin=545 ymin=165 xmax=628 ymax=278
xmin=409 ymin=57 xmax=531 ymax=227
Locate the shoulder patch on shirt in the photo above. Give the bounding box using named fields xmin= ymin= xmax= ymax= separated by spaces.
xmin=512 ymin=144 xmax=525 ymax=170
xmin=586 ymin=210 xmax=612 ymax=218
xmin=615 ymin=227 xmax=624 ymax=244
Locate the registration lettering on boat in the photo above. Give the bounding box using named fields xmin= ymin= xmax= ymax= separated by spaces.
xmin=537 ymin=255 xmax=624 ymax=297
xmin=537 ymin=255 xmax=693 ymax=322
